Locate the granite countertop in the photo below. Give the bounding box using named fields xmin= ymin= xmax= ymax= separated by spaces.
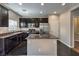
xmin=26 ymin=34 xmax=59 ymax=39
xmin=0 ymin=32 xmax=23 ymax=39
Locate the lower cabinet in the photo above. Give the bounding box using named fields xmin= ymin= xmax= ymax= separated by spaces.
xmin=5 ymin=35 xmax=18 ymax=54
xmin=0 ymin=39 xmax=4 ymax=55
xmin=0 ymin=32 xmax=28 ymax=56
xmin=17 ymin=34 xmax=23 ymax=44
xmin=22 ymin=33 xmax=29 ymax=41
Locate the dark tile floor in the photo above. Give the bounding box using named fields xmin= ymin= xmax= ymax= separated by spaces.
xmin=57 ymin=40 xmax=79 ymax=56
xmin=6 ymin=40 xmax=79 ymax=56
xmin=57 ymin=40 xmax=71 ymax=56
xmin=7 ymin=41 xmax=27 ymax=56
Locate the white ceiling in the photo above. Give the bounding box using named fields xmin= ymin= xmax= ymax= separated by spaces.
xmin=2 ymin=3 xmax=79 ymax=18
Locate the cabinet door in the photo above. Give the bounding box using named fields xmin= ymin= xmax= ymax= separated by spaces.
xmin=5 ymin=36 xmax=18 ymax=54
xmin=19 ymin=18 xmax=28 ymax=28
xmin=40 ymin=18 xmax=48 ymax=23
xmin=5 ymin=38 xmax=9 ymax=54
xmin=8 ymin=36 xmax=17 ymax=48
xmin=17 ymin=34 xmax=23 ymax=44
xmin=0 ymin=6 xmax=2 ymax=26
xmin=0 ymin=39 xmax=4 ymax=55
xmin=1 ymin=6 xmax=8 ymax=27
xmin=34 ymin=18 xmax=39 ymax=27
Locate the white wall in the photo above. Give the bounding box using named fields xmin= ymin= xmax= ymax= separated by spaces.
xmin=48 ymin=15 xmax=59 ymax=37
xmin=48 ymin=12 xmax=72 ymax=48
xmin=59 ymin=11 xmax=71 ymax=47
xmin=59 ymin=4 xmax=79 ymax=48
xmin=0 ymin=27 xmax=9 ymax=34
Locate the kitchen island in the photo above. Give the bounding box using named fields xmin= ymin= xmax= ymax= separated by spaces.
xmin=26 ymin=34 xmax=59 ymax=56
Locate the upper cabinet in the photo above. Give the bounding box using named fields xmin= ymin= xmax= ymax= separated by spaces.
xmin=0 ymin=6 xmax=2 ymax=26
xmin=19 ymin=18 xmax=40 ymax=28
xmin=19 ymin=18 xmax=28 ymax=28
xmin=33 ymin=18 xmax=40 ymax=27
xmin=19 ymin=18 xmax=48 ymax=28
xmin=0 ymin=5 xmax=8 ymax=27
xmin=40 ymin=18 xmax=48 ymax=23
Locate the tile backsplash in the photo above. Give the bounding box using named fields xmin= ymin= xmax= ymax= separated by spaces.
xmin=0 ymin=27 xmax=9 ymax=34
xmin=0 ymin=27 xmax=20 ymax=34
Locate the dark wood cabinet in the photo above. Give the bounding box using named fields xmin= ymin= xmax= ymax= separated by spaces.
xmin=40 ymin=18 xmax=48 ymax=23
xmin=1 ymin=6 xmax=8 ymax=27
xmin=19 ymin=18 xmax=28 ymax=28
xmin=22 ymin=32 xmax=29 ymax=41
xmin=19 ymin=18 xmax=39 ymax=28
xmin=0 ymin=39 xmax=4 ymax=55
xmin=0 ymin=6 xmax=2 ymax=26
xmin=0 ymin=5 xmax=8 ymax=27
xmin=19 ymin=18 xmax=48 ymax=28
xmin=33 ymin=18 xmax=39 ymax=27
xmin=0 ymin=32 xmax=29 ymax=55
xmin=5 ymin=35 xmax=18 ymax=54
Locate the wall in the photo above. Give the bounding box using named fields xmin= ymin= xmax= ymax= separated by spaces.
xmin=59 ymin=11 xmax=71 ymax=47
xmin=59 ymin=4 xmax=79 ymax=48
xmin=48 ymin=15 xmax=59 ymax=37
xmin=48 ymin=13 xmax=72 ymax=48
xmin=0 ymin=27 xmax=9 ymax=34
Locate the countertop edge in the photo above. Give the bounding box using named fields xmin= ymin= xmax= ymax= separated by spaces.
xmin=26 ymin=34 xmax=59 ymax=39
xmin=0 ymin=32 xmax=23 ymax=39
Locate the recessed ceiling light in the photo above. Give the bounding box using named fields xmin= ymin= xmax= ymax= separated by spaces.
xmin=23 ymin=11 xmax=29 ymax=14
xmin=41 ymin=3 xmax=44 ymax=6
xmin=62 ymin=3 xmax=66 ymax=6
xmin=53 ymin=11 xmax=57 ymax=14
xmin=22 ymin=9 xmax=28 ymax=13
xmin=22 ymin=9 xmax=27 ymax=12
xmin=19 ymin=3 xmax=22 ymax=5
xmin=40 ymin=11 xmax=43 ymax=14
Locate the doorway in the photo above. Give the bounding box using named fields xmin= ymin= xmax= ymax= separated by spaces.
xmin=73 ymin=16 xmax=79 ymax=48
xmin=72 ymin=7 xmax=79 ymax=48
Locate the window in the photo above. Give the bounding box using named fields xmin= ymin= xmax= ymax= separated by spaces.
xmin=9 ymin=19 xmax=17 ymax=31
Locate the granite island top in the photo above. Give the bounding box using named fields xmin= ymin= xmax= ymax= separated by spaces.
xmin=26 ymin=34 xmax=59 ymax=39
